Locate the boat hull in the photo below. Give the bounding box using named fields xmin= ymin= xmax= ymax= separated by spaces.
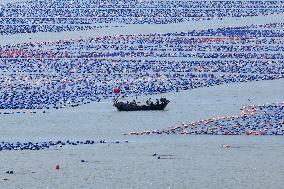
xmin=114 ymin=101 xmax=169 ymax=111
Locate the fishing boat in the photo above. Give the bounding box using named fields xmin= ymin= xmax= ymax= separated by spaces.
xmin=113 ymin=97 xmax=170 ymax=111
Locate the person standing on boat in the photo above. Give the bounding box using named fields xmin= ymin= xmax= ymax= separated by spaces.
xmin=146 ymin=98 xmax=151 ymax=105
xmin=156 ymin=99 xmax=160 ymax=105
xmin=131 ymin=99 xmax=137 ymax=106
xmin=160 ymin=97 xmax=167 ymax=104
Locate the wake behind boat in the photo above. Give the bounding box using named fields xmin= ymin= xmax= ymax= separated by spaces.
xmin=113 ymin=97 xmax=170 ymax=111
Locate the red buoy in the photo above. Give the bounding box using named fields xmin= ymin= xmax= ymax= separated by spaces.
xmin=113 ymin=87 xmax=120 ymax=94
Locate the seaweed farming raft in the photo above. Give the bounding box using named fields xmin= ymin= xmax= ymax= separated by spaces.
xmin=113 ymin=97 xmax=170 ymax=111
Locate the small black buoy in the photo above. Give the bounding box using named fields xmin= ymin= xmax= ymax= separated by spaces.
xmin=6 ymin=171 xmax=13 ymax=174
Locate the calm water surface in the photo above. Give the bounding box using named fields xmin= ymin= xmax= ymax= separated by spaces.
xmin=0 ymin=80 xmax=283 ymax=188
